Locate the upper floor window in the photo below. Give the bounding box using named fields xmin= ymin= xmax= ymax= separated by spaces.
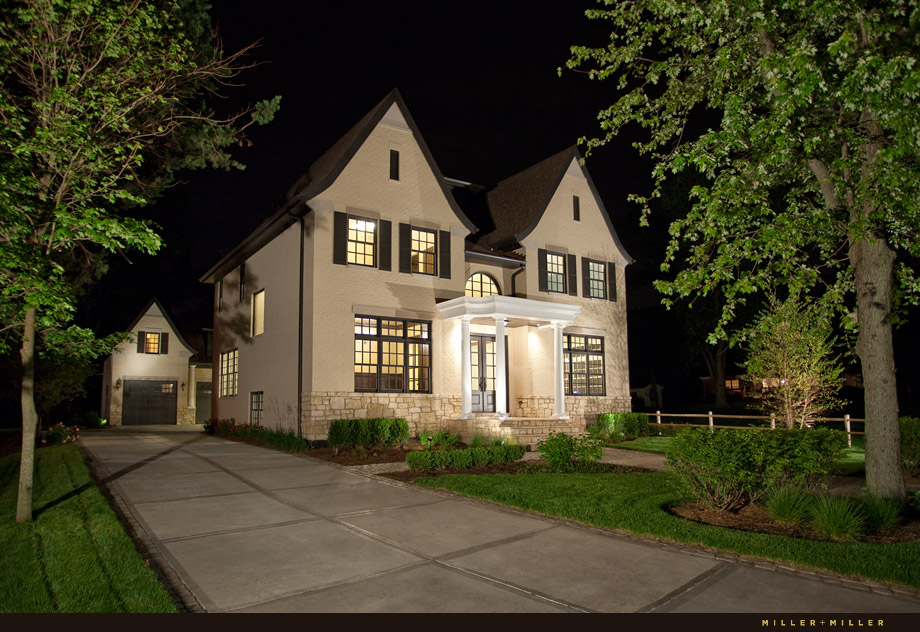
xmin=546 ymin=252 xmax=566 ymax=293
xmin=573 ymin=195 xmax=580 ymax=221
xmin=465 ymin=272 xmax=501 ymax=297
xmin=219 ymin=349 xmax=238 ymax=397
xmin=586 ymin=260 xmax=607 ymax=299
xmin=251 ymin=289 xmax=265 ymax=336
xmin=347 ymin=216 xmax=377 ymax=267
xmin=137 ymin=330 xmax=168 ymax=355
xmin=390 ymin=149 xmax=400 ymax=180
xmin=410 ymin=228 xmax=437 ymax=275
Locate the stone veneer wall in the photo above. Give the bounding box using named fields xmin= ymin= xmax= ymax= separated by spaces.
xmin=515 ymin=396 xmax=632 ymax=429
xmin=178 ymin=407 xmax=197 ymax=425
xmin=108 ymin=404 xmax=123 ymax=426
xmin=302 ymin=392 xmax=463 ymax=440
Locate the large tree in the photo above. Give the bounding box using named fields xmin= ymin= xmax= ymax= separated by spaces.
xmin=0 ymin=0 xmax=279 ymax=522
xmin=567 ymin=0 xmax=920 ymax=499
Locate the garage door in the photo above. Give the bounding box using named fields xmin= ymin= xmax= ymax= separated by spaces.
xmin=123 ymin=380 xmax=178 ymax=425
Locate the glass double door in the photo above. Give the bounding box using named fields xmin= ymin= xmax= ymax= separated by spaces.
xmin=470 ymin=334 xmax=508 ymax=413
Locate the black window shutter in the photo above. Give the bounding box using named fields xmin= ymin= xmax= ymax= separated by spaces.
xmin=137 ymin=331 xmax=145 ymax=353
xmin=581 ymin=257 xmax=590 ymax=298
xmin=379 ymin=220 xmax=392 ymax=271
xmin=399 ymin=223 xmax=411 ymax=273
xmin=390 ymin=149 xmax=399 ymax=180
xmin=567 ymin=254 xmax=577 ymax=296
xmin=438 ymin=230 xmax=451 ymax=279
xmin=608 ymin=262 xmax=617 ymax=302
xmin=160 ymin=332 xmax=169 ymax=354
xmin=333 ymin=212 xmax=347 ymax=265
xmin=537 ymin=249 xmax=548 ymax=292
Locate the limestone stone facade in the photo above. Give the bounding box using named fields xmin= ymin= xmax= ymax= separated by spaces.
xmin=302 ymin=392 xmax=462 ymax=440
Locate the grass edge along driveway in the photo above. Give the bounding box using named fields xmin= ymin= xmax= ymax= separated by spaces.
xmin=416 ymin=470 xmax=920 ymax=591
xmin=0 ymin=443 xmax=177 ymax=613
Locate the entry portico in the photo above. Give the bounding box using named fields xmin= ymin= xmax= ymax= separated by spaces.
xmin=437 ymin=295 xmax=580 ymax=421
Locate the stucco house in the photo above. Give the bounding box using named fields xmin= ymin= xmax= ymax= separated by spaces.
xmin=200 ymin=89 xmax=634 ymax=445
xmin=101 ymin=297 xmax=212 ymax=425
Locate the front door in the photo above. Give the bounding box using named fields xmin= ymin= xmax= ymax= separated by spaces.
xmin=470 ymin=335 xmax=496 ymax=412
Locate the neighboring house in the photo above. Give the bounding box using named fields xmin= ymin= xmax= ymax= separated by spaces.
xmin=101 ymin=298 xmax=212 ymax=426
xmin=200 ymin=89 xmax=634 ymax=445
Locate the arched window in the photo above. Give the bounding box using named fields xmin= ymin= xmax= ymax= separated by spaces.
xmin=465 ymin=272 xmax=501 ymax=297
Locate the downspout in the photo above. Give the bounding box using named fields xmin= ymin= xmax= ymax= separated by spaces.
xmin=510 ymin=264 xmax=525 ymax=298
xmin=288 ymin=206 xmax=306 ymax=439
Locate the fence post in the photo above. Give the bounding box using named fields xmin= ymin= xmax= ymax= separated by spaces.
xmin=708 ymin=411 xmax=714 ymax=432
xmin=770 ymin=415 xmax=775 ymax=430
xmin=844 ymin=414 xmax=852 ymax=448
xmin=656 ymin=410 xmax=661 ymax=425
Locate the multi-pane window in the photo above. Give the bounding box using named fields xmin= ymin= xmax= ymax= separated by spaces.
xmin=251 ymin=289 xmax=265 ymax=336
xmin=354 ymin=316 xmax=430 ymax=393
xmin=144 ymin=332 xmax=161 ymax=354
xmin=465 ymin=272 xmax=500 ymax=297
xmin=410 ymin=228 xmax=437 ymax=275
xmin=347 ymin=216 xmax=376 ymax=267
xmin=219 ymin=349 xmax=239 ymax=397
xmin=587 ymin=260 xmax=607 ymax=299
xmin=564 ymin=335 xmax=605 ymax=396
xmin=250 ymin=392 xmax=264 ymax=426
xmin=546 ymin=252 xmax=566 ymax=293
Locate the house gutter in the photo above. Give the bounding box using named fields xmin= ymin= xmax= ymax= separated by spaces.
xmin=289 ymin=207 xmax=307 ymax=439
xmin=510 ymin=265 xmax=526 ymax=298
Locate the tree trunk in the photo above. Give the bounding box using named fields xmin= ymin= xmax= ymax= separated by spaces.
xmin=16 ymin=307 xmax=38 ymax=523
xmin=852 ymin=234 xmax=905 ymax=501
xmin=703 ymin=341 xmax=729 ymax=409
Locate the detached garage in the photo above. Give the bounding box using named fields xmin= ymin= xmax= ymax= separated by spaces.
xmin=101 ymin=298 xmax=211 ymax=426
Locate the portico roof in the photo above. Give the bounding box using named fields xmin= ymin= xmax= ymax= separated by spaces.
xmin=436 ymin=295 xmax=580 ymax=325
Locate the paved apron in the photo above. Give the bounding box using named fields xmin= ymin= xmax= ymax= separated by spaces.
xmin=79 ymin=426 xmax=920 ymax=614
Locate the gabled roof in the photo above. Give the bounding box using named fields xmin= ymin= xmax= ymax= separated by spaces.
xmin=125 ymin=297 xmax=197 ymax=355
xmin=476 ymin=146 xmax=634 ymax=264
xmin=200 ymin=89 xmax=476 ymax=283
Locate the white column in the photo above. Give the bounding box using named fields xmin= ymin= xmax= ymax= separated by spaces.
xmin=552 ymin=321 xmax=568 ymax=419
xmin=188 ymin=363 xmax=196 ymax=409
xmin=494 ymin=315 xmax=507 ymax=419
xmin=459 ymin=317 xmax=473 ymax=419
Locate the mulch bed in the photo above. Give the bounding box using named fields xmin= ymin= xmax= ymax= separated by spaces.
xmin=308 ymin=445 xmax=415 ymax=466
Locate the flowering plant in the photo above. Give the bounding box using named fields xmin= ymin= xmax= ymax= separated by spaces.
xmin=44 ymin=423 xmax=79 ymax=445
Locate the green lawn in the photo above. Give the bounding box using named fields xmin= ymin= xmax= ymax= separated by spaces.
xmin=613 ymin=435 xmax=867 ymax=475
xmin=416 ymin=470 xmax=920 ymax=589
xmin=0 ymin=444 xmax=178 ymax=613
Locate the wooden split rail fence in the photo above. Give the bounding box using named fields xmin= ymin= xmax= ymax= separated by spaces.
xmin=648 ymin=411 xmax=865 ymax=448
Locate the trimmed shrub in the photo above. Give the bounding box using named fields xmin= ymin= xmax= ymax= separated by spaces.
xmin=900 ymin=416 xmax=920 ymax=476
xmin=537 ymin=430 xmax=603 ymax=473
xmin=203 ymin=418 xmax=311 ymax=453
xmin=327 ymin=418 xmax=410 ymax=450
xmin=595 ymin=413 xmax=650 ymax=439
xmin=406 ymin=444 xmax=525 ymax=472
xmin=666 ymin=427 xmax=847 ymax=511
xmin=810 ymin=495 xmax=865 ymax=541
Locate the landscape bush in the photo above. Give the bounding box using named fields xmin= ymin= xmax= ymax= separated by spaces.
xmin=666 ymin=427 xmax=847 ymax=511
xmin=810 ymin=495 xmax=865 ymax=541
xmin=419 ymin=429 xmax=461 ymax=450
xmin=406 ymin=444 xmax=525 ymax=472
xmin=204 ymin=418 xmax=311 ymax=453
xmin=537 ymin=430 xmax=603 ymax=473
xmin=327 ymin=418 xmax=410 ymax=450
xmin=900 ymin=416 xmax=920 ymax=476
xmin=766 ymin=486 xmax=814 ymax=525
xmin=594 ymin=413 xmax=650 ymax=440
xmin=70 ymin=410 xmax=106 ymax=429
xmin=44 ymin=423 xmax=79 ymax=445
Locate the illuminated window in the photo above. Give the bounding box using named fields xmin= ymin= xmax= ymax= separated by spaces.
xmin=250 ymin=392 xmax=263 ymax=426
xmin=160 ymin=383 xmax=173 ymax=394
xmin=251 ymin=289 xmax=265 ymax=336
xmin=546 ymin=252 xmax=566 ymax=293
xmin=219 ymin=349 xmax=238 ymax=397
xmin=144 ymin=332 xmax=160 ymax=354
xmin=587 ymin=260 xmax=607 ymax=299
xmin=354 ymin=316 xmax=430 ymax=393
xmin=347 ymin=216 xmax=376 ymax=267
xmin=465 ymin=272 xmax=500 ymax=297
xmin=410 ymin=228 xmax=437 ymax=275
xmin=564 ymin=335 xmax=605 ymax=396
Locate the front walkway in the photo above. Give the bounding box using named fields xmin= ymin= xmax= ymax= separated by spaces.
xmin=78 ymin=426 xmax=920 ymax=613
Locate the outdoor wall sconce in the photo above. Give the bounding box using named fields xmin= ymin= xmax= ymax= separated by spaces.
xmin=115 ymin=379 xmax=121 ymax=390
xmin=181 ymin=382 xmax=186 ymax=391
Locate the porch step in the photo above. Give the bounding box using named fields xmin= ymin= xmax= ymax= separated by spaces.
xmin=499 ymin=417 xmax=587 ymax=447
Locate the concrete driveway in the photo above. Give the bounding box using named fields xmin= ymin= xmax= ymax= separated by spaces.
xmin=79 ymin=425 xmax=920 ymax=614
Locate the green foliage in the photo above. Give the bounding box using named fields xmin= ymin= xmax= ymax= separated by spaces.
xmin=418 ymin=429 xmax=460 ymax=451
xmin=43 ymin=423 xmax=78 ymax=446
xmin=204 ymin=419 xmax=311 ymax=453
xmin=810 ymin=496 xmax=866 ymax=542
xmin=70 ymin=410 xmax=105 ymax=429
xmin=766 ymin=486 xmax=814 ymax=525
xmin=666 ymin=427 xmax=847 ymax=511
xmin=900 ymin=416 xmax=920 ymax=476
xmin=594 ymin=413 xmax=650 ymax=440
xmin=406 ymin=444 xmax=525 ymax=472
xmin=327 ymin=418 xmax=410 ymax=450
xmin=744 ymin=296 xmax=845 ymax=428
xmin=859 ymin=494 xmax=903 ymax=534
xmin=536 ymin=430 xmax=604 ymax=473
